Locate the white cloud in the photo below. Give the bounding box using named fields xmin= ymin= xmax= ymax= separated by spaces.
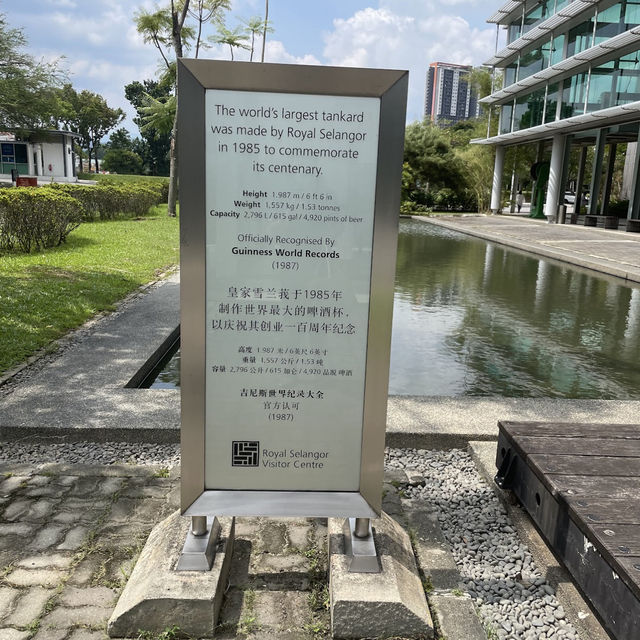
xmin=322 ymin=5 xmax=495 ymax=121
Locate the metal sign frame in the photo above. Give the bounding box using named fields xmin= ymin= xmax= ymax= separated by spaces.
xmin=178 ymin=58 xmax=407 ymax=519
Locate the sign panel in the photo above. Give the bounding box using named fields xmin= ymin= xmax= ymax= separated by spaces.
xmin=204 ymin=90 xmax=380 ymax=491
xmin=178 ymin=60 xmax=407 ymax=517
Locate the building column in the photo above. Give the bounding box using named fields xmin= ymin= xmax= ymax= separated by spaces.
xmin=628 ymin=129 xmax=640 ymax=220
xmin=491 ymin=145 xmax=505 ymax=213
xmin=600 ymin=143 xmax=617 ymax=215
xmin=589 ymin=128 xmax=608 ymax=215
xmin=545 ymin=134 xmax=566 ymax=220
xmin=574 ymin=146 xmax=588 ymax=215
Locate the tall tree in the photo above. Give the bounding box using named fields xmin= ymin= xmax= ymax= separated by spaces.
xmin=211 ymin=24 xmax=250 ymax=60
xmin=125 ymin=78 xmax=172 ymax=175
xmin=261 ymin=0 xmax=269 ymax=62
xmin=242 ymin=15 xmax=272 ymax=62
xmin=135 ymin=0 xmax=230 ymax=216
xmin=0 ymin=13 xmax=63 ymax=130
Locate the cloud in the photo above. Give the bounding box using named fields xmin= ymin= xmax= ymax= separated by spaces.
xmin=322 ymin=4 xmax=495 ymax=121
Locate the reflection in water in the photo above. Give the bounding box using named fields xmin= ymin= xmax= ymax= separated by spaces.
xmin=153 ymin=220 xmax=640 ymax=398
xmin=390 ymin=220 xmax=640 ymax=398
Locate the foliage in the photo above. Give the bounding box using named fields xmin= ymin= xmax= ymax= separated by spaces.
xmin=124 ymin=78 xmax=172 ymax=176
xmin=102 ymin=148 xmax=144 ymax=175
xmin=0 ymin=206 xmax=179 ymax=375
xmin=210 ymin=23 xmax=250 ymax=60
xmin=55 ymin=84 xmax=125 ymax=172
xmin=0 ymin=188 xmax=83 ymax=252
xmin=403 ymin=120 xmax=464 ymax=192
xmin=242 ymin=15 xmax=273 ymax=61
xmin=0 ymin=13 xmax=64 ymax=130
xmin=46 ymin=183 xmax=166 ymax=220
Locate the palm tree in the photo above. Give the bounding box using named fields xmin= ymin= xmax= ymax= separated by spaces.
xmin=242 ymin=15 xmax=273 ymax=62
xmin=211 ymin=24 xmax=250 ymax=60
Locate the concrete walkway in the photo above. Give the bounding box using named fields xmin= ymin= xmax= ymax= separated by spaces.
xmin=425 ymin=213 xmax=640 ymax=284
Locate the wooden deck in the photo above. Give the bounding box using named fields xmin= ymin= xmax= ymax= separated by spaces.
xmin=496 ymin=421 xmax=640 ymax=640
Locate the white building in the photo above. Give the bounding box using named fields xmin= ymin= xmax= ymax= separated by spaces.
xmin=0 ymin=130 xmax=80 ymax=182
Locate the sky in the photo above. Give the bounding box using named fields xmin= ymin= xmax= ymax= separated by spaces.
xmin=1 ymin=0 xmax=505 ymax=135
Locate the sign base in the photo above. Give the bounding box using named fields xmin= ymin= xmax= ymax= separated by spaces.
xmin=343 ymin=517 xmax=380 ymax=573
xmin=176 ymin=516 xmax=221 ymax=571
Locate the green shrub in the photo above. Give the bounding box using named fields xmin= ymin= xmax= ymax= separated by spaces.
xmin=46 ymin=183 xmax=165 ymax=221
xmin=0 ymin=188 xmax=83 ymax=252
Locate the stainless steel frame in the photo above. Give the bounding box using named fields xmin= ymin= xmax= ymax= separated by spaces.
xmin=178 ymin=59 xmax=408 ymax=519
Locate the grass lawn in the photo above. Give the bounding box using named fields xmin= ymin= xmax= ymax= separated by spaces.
xmin=0 ymin=205 xmax=179 ymax=376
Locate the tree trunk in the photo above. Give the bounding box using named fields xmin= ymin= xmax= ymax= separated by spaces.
xmin=261 ymin=0 xmax=269 ymax=62
xmin=167 ymin=110 xmax=178 ymax=216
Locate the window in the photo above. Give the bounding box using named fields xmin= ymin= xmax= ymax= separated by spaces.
xmin=625 ymin=0 xmax=640 ymax=27
xmin=550 ymin=34 xmax=565 ymax=66
xmin=560 ymin=72 xmax=589 ymax=118
xmin=587 ymin=62 xmax=616 ymax=112
xmin=566 ymin=16 xmax=595 ymax=58
xmin=507 ymin=19 xmax=522 ymax=44
xmin=504 ymin=62 xmax=518 ymax=87
xmin=513 ymin=89 xmax=545 ymax=131
xmin=500 ymin=102 xmax=514 ymax=134
xmin=616 ymin=51 xmax=640 ymax=104
xmin=519 ymin=39 xmax=551 ymax=81
xmin=594 ymin=4 xmax=623 ymax=45
xmin=545 ymin=83 xmax=560 ymax=122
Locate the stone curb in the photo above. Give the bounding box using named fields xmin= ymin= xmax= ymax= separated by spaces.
xmin=404 ymin=500 xmax=489 ymax=640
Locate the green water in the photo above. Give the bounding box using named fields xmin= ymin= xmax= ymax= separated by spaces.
xmin=152 ymin=219 xmax=640 ymax=398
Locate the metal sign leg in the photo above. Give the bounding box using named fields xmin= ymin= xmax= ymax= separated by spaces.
xmin=344 ymin=517 xmax=380 ymax=573
xmin=176 ymin=516 xmax=221 ymax=571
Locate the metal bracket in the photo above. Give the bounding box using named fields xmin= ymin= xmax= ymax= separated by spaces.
xmin=176 ymin=516 xmax=221 ymax=571
xmin=495 ymin=448 xmax=517 ymax=490
xmin=343 ymin=517 xmax=380 ymax=573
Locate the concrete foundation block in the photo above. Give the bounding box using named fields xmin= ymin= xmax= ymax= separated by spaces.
xmin=107 ymin=510 xmax=234 ymax=639
xmin=329 ymin=511 xmax=433 ymax=639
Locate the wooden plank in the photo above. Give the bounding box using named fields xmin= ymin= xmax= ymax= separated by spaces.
xmin=567 ymin=497 xmax=640 ymax=525
xmin=545 ymin=474 xmax=640 ymax=500
xmin=512 ymin=436 xmax=640 ymax=457
xmin=530 ymin=454 xmax=640 ymax=477
xmin=499 ymin=421 xmax=640 ymax=440
xmin=591 ymin=524 xmax=640 ymax=558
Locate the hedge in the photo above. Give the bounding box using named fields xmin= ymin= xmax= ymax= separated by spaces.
xmin=0 ymin=189 xmax=83 ymax=252
xmin=46 ymin=182 xmax=166 ymax=221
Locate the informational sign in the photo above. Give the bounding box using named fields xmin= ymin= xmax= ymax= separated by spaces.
xmin=178 ymin=60 xmax=407 ymax=518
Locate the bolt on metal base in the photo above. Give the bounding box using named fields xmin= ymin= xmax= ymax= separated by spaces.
xmin=343 ymin=517 xmax=380 ymax=573
xmin=176 ymin=516 xmax=220 ymax=571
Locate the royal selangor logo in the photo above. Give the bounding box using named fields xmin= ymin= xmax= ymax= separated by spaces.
xmin=232 ymin=441 xmax=260 ymax=467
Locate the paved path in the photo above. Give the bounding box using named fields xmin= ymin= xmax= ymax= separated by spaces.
xmin=425 ymin=214 xmax=640 ymax=284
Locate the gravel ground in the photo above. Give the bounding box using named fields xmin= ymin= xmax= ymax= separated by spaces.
xmin=386 ymin=447 xmax=581 ymax=640
xmin=0 ymin=440 xmax=180 ymax=467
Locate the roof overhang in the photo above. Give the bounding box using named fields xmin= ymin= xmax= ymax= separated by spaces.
xmin=472 ymin=100 xmax=640 ymax=145
xmin=488 ymin=0 xmax=525 ymax=25
xmin=481 ymin=26 xmax=640 ymax=106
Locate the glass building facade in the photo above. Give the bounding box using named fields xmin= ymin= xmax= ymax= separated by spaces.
xmin=495 ymin=0 xmax=640 ymax=137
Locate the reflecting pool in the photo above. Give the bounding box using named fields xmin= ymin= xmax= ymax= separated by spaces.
xmin=390 ymin=220 xmax=640 ymax=397
xmin=151 ymin=219 xmax=640 ymax=398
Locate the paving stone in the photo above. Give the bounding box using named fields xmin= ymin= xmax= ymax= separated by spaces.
xmin=67 ymin=629 xmax=106 ymax=640
xmin=57 ymin=525 xmax=89 ymax=551
xmin=25 ymin=499 xmax=57 ymax=520
xmin=59 ymin=585 xmax=117 ymax=608
xmin=5 ymin=586 xmax=51 ymax=627
xmin=33 ymin=626 xmax=68 ymax=640
xmin=286 ymin=522 xmax=313 ymax=552
xmin=28 ymin=476 xmax=51 ymax=487
xmin=42 ymin=605 xmax=112 ymax=629
xmin=259 ymin=522 xmax=288 ymax=554
xmin=252 ymin=590 xmax=309 ymax=633
xmin=0 ymin=629 xmax=30 ymax=640
xmin=97 ymin=477 xmax=125 ymax=496
xmin=54 ymin=476 xmax=79 ymax=487
xmin=0 ymin=476 xmax=29 ymax=496
xmin=6 ymin=568 xmax=65 ymax=588
xmin=30 ymin=524 xmax=67 ymax=550
xmin=2 ymin=499 xmax=33 ymax=521
xmin=106 ymin=498 xmax=138 ymax=522
xmin=252 ymin=552 xmax=309 ymax=575
xmin=0 ymin=523 xmax=33 ymax=537
xmin=18 ymin=553 xmax=73 ymax=570
xmin=66 ymin=555 xmax=103 ymax=587
xmin=24 ymin=486 xmax=61 ymax=498
xmin=0 ymin=587 xmax=19 ymax=620
xmin=52 ymin=510 xmax=85 ymax=525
